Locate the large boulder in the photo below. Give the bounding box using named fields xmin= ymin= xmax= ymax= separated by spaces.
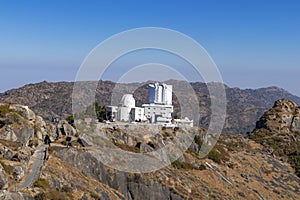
xmin=254 ymin=99 xmax=300 ymax=134
xmin=34 ymin=116 xmax=48 ymax=145
xmin=9 ymin=104 xmax=36 ymax=122
xmin=56 ymin=120 xmax=77 ymax=136
xmin=0 ymin=104 xmax=35 ymax=146
xmin=0 ymin=125 xmax=17 ymax=142
xmin=48 ymin=124 xmax=58 ymax=142
xmin=62 ymin=123 xmax=77 ymax=136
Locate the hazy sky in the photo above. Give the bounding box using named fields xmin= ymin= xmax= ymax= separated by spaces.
xmin=1 ymin=0 xmax=300 ymax=95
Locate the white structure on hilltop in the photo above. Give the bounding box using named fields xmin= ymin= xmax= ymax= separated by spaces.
xmin=143 ymin=104 xmax=173 ymax=124
xmin=148 ymin=83 xmax=172 ymax=105
xmin=106 ymin=82 xmax=184 ymax=126
xmin=106 ymin=94 xmax=145 ymax=122
xmin=143 ymin=83 xmax=174 ymax=124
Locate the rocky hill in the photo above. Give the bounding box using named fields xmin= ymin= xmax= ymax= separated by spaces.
xmin=0 ymin=102 xmax=300 ymax=199
xmin=1 ymin=81 xmax=300 ymax=135
xmin=249 ymin=99 xmax=300 ymax=177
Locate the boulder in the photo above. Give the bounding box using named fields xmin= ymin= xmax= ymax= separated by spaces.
xmin=62 ymin=123 xmax=77 ymax=136
xmin=48 ymin=124 xmax=58 ymax=142
xmin=0 ymin=104 xmax=35 ymax=146
xmin=13 ymin=165 xmax=25 ymax=181
xmin=9 ymin=104 xmax=36 ymax=122
xmin=0 ymin=125 xmax=17 ymax=142
xmin=56 ymin=120 xmax=77 ymax=136
xmin=34 ymin=116 xmax=48 ymax=145
xmin=1 ymin=192 xmax=25 ymax=200
xmin=3 ymin=148 xmax=14 ymax=160
xmin=291 ymin=116 xmax=300 ymax=132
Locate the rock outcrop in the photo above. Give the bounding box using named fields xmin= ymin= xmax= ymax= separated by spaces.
xmin=250 ymin=99 xmax=300 ymax=177
xmin=0 ymin=104 xmax=34 ymax=146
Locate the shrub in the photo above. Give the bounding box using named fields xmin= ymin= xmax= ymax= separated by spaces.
xmin=66 ymin=115 xmax=74 ymax=126
xmin=194 ymin=135 xmax=203 ymax=146
xmin=0 ymin=104 xmax=11 ymax=116
xmin=61 ymin=185 xmax=72 ymax=193
xmin=33 ymin=178 xmax=50 ymax=190
xmin=115 ymin=143 xmax=140 ymax=153
xmin=228 ymin=163 xmax=235 ymax=169
xmin=171 ymin=160 xmax=195 ymax=170
xmin=0 ymin=162 xmax=14 ymax=175
xmin=208 ymin=149 xmax=222 ymax=164
xmin=199 ymin=164 xmax=206 ymax=170
xmin=47 ymin=146 xmax=54 ymax=154
xmin=61 ymin=185 xmax=74 ymax=199
xmin=46 ymin=189 xmax=69 ymax=200
xmin=90 ymin=192 xmax=101 ymax=199
xmin=34 ymin=192 xmax=46 ymax=200
xmin=291 ymin=153 xmax=300 ymax=177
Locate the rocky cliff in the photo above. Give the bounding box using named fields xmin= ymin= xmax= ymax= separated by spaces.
xmin=250 ymin=99 xmax=300 ymax=177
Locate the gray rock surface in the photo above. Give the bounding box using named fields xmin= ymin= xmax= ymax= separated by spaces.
xmin=9 ymin=104 xmax=35 ymax=122
xmin=54 ymin=147 xmax=184 ymax=200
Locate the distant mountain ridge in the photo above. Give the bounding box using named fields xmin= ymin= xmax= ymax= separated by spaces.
xmin=1 ymin=80 xmax=300 ymax=135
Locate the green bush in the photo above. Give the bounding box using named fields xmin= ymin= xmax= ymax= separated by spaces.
xmin=171 ymin=160 xmax=195 ymax=170
xmin=194 ymin=135 xmax=203 ymax=146
xmin=228 ymin=163 xmax=235 ymax=169
xmin=199 ymin=164 xmax=206 ymax=170
xmin=208 ymin=149 xmax=222 ymax=164
xmin=66 ymin=115 xmax=74 ymax=125
xmin=0 ymin=104 xmax=11 ymax=116
xmin=291 ymin=153 xmax=300 ymax=177
xmin=33 ymin=178 xmax=50 ymax=190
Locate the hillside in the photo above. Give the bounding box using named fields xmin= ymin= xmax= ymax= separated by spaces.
xmin=0 ymin=102 xmax=299 ymax=199
xmin=249 ymin=99 xmax=300 ymax=177
xmin=1 ymin=80 xmax=300 ymax=135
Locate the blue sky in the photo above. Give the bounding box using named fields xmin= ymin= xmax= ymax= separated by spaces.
xmin=0 ymin=0 xmax=300 ymax=95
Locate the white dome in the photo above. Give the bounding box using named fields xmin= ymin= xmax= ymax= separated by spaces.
xmin=120 ymin=94 xmax=135 ymax=108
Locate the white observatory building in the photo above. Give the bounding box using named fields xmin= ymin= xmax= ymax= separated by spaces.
xmin=106 ymin=82 xmax=174 ymax=125
xmin=143 ymin=83 xmax=174 ymax=124
xmin=106 ymin=94 xmax=145 ymax=122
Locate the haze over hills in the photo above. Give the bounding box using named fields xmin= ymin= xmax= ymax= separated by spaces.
xmin=1 ymin=80 xmax=300 ymax=135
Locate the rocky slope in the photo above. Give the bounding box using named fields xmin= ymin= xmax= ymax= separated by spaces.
xmin=1 ymin=80 xmax=300 ymax=135
xmin=0 ymin=102 xmax=300 ymax=199
xmin=249 ymin=99 xmax=300 ymax=177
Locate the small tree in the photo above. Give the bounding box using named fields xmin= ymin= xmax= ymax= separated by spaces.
xmin=66 ymin=115 xmax=74 ymax=125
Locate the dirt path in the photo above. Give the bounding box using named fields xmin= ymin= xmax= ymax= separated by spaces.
xmin=17 ymin=145 xmax=47 ymax=190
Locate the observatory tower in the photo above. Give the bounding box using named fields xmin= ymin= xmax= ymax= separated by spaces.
xmin=143 ymin=82 xmax=174 ymax=125
xmin=148 ymin=83 xmax=172 ymax=105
